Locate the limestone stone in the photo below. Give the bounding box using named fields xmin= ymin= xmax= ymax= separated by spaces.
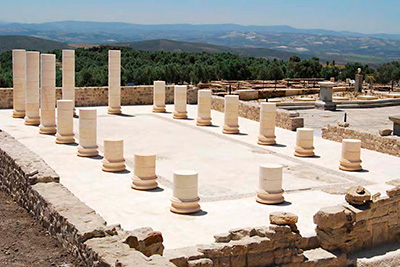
xmin=77 ymin=109 xmax=98 ymax=157
xmin=12 ymin=49 xmax=26 ymax=118
xmin=339 ymin=139 xmax=362 ymax=171
xmin=258 ymin=103 xmax=276 ymax=145
xmin=355 ymin=72 xmax=363 ymax=92
xmin=24 ymin=51 xmax=40 ymax=126
xmin=313 ymin=205 xmax=347 ymax=229
xmin=386 ymin=186 xmax=400 ymax=198
xmin=102 ymin=139 xmax=125 ymax=172
xmin=152 ymin=81 xmax=166 ymax=113
xmin=39 ymin=54 xmax=57 ymax=135
xmin=256 ymin=163 xmax=284 ymax=204
xmin=388 ymin=116 xmax=400 ymax=136
xmin=173 ymin=85 xmax=188 ymax=119
xmin=196 ymin=89 xmax=212 ymax=126
xmin=56 ymin=100 xmax=75 ymax=144
xmin=345 ymin=186 xmax=371 ymax=206
xmin=62 ymin=50 xmax=75 ymax=115
xmin=123 ymin=227 xmax=164 ymax=257
xmin=222 ymin=95 xmax=240 ymax=134
xmin=170 ymin=170 xmax=200 ymax=214
xmin=108 ymin=50 xmax=121 ymax=115
xmin=270 ymin=211 xmax=298 ymax=226
xmin=131 ymin=153 xmax=158 ymax=190
xmin=294 ymin=128 xmax=315 ymax=157
xmin=187 ymin=258 xmax=213 ymax=267
xmin=379 ymin=129 xmax=392 ymax=136
xmin=316 ymin=82 xmax=337 ymax=111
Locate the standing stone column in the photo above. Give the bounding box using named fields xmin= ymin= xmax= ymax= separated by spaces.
xmin=153 ymin=81 xmax=166 ymax=113
xmin=173 ymin=85 xmax=188 ymax=119
xmin=258 ymin=103 xmax=276 ymax=145
xmin=131 ymin=153 xmax=158 ymax=190
xmin=77 ymin=109 xmax=98 ymax=157
xmin=56 ymin=100 xmax=75 ymax=144
xmin=39 ymin=54 xmax=57 ymax=134
xmin=315 ymin=82 xmax=336 ymax=111
xmin=102 ymin=139 xmax=126 ymax=172
xmin=222 ymin=95 xmax=239 ymax=134
xmin=196 ymin=89 xmax=212 ymax=126
xmin=62 ymin=50 xmax=75 ymax=115
xmin=294 ymin=128 xmax=315 ymax=157
xmin=355 ymin=68 xmax=363 ymax=92
xmin=256 ymin=164 xmax=284 ymax=204
xmin=108 ymin=50 xmax=122 ymax=115
xmin=12 ymin=49 xmax=26 ymax=118
xmin=25 ymin=51 xmax=40 ymax=126
xmin=339 ymin=139 xmax=362 ymax=171
xmin=170 ymin=170 xmax=200 ymax=214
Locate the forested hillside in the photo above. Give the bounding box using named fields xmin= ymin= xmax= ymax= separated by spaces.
xmin=0 ymin=46 xmax=399 ymax=88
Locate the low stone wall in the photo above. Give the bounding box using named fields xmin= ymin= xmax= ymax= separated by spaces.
xmin=0 ymin=85 xmax=199 ymax=109
xmin=0 ymin=130 xmax=173 ymax=267
xmin=314 ymin=187 xmax=400 ymax=253
xmin=211 ymin=96 xmax=304 ymax=131
xmin=322 ymin=124 xmax=400 ymax=157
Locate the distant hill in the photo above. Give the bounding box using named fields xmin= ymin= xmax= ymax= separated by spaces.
xmin=115 ymin=39 xmax=306 ymax=60
xmin=0 ymin=35 xmax=69 ymax=53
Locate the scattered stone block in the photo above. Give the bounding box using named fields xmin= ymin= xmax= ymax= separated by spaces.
xmin=123 ymin=227 xmax=164 ymax=257
xmin=270 ymin=211 xmax=298 ymax=226
xmin=345 ymin=186 xmax=371 ymax=205
xmin=313 ymin=205 xmax=347 ymax=229
xmin=386 ymin=186 xmax=400 ymax=198
xmin=379 ymin=129 xmax=392 ymax=136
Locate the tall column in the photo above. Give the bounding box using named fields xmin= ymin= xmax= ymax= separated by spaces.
xmin=108 ymin=50 xmax=121 ymax=115
xmin=77 ymin=109 xmax=98 ymax=157
xmin=131 ymin=153 xmax=158 ymax=190
xmin=153 ymin=81 xmax=166 ymax=113
xmin=222 ymin=95 xmax=239 ymax=134
xmin=62 ymin=50 xmax=75 ymax=115
xmin=170 ymin=170 xmax=200 ymax=214
xmin=12 ymin=49 xmax=26 ymax=118
xmin=39 ymin=54 xmax=57 ymax=134
xmin=173 ymin=85 xmax=188 ymax=119
xmin=256 ymin=164 xmax=284 ymax=204
xmin=56 ymin=100 xmax=75 ymax=144
xmin=102 ymin=139 xmax=125 ymax=172
xmin=25 ymin=51 xmax=40 ymax=126
xmin=294 ymin=128 xmax=315 ymax=157
xmin=258 ymin=103 xmax=276 ymax=145
xmin=196 ymin=89 xmax=212 ymax=126
xmin=339 ymin=139 xmax=362 ymax=171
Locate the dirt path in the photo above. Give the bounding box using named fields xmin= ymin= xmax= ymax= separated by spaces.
xmin=0 ymin=190 xmax=85 ymax=266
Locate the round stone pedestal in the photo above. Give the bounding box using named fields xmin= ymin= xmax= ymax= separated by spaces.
xmin=12 ymin=49 xmax=26 ymax=118
xmin=39 ymin=54 xmax=57 ymax=135
xmin=222 ymin=95 xmax=239 ymax=134
xmin=25 ymin=51 xmax=40 ymax=126
xmin=77 ymin=109 xmax=99 ymax=157
xmin=256 ymin=164 xmax=284 ymax=205
xmin=258 ymin=103 xmax=276 ymax=145
xmin=339 ymin=139 xmax=362 ymax=171
xmin=173 ymin=85 xmax=188 ymax=119
xmin=196 ymin=89 xmax=212 ymax=126
xmin=153 ymin=81 xmax=166 ymax=113
xmin=294 ymin=128 xmax=315 ymax=157
xmin=170 ymin=170 xmax=200 ymax=214
xmin=132 ymin=153 xmax=158 ymax=190
xmin=102 ymin=139 xmax=125 ymax=172
xmin=56 ymin=100 xmax=75 ymax=144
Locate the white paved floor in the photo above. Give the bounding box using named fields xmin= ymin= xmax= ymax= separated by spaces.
xmin=0 ymin=105 xmax=399 ymax=249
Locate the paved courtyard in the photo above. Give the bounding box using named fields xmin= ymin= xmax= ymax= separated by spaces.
xmin=0 ymin=105 xmax=399 ymax=250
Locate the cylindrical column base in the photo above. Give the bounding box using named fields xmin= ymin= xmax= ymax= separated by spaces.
xmin=257 ymin=136 xmax=276 ymax=146
xmin=40 ymin=124 xmax=57 ymax=135
xmin=256 ymin=189 xmax=284 ymax=204
xmin=13 ymin=111 xmax=25 ymax=119
xmin=107 ymin=107 xmax=122 ymax=115
xmin=339 ymin=139 xmax=362 ymax=171
xmin=196 ymin=118 xmax=212 ymax=126
xmin=132 ymin=153 xmax=158 ymax=190
xmin=78 ymin=146 xmax=99 ymax=157
xmin=173 ymin=111 xmax=188 ymax=119
xmin=222 ymin=125 xmax=239 ymax=134
xmin=102 ymin=139 xmax=125 ymax=172
xmin=294 ymin=128 xmax=315 ymax=157
xmin=56 ymin=134 xmax=75 ymax=144
xmin=170 ymin=197 xmax=201 ymax=214
xmin=153 ymin=106 xmax=166 ymax=113
xmin=25 ymin=117 xmax=40 ymax=126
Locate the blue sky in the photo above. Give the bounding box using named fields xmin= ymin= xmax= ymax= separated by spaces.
xmin=1 ymin=0 xmax=399 ymax=34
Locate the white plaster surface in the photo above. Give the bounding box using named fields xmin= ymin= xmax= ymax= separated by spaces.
xmin=0 ymin=105 xmax=399 ymax=249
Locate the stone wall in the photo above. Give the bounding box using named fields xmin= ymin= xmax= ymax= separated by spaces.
xmin=0 ymin=85 xmax=199 ymax=109
xmin=211 ymin=96 xmax=304 ymax=131
xmin=314 ymin=187 xmax=400 ymax=253
xmin=0 ymin=130 xmax=173 ymax=267
xmin=322 ymin=124 xmax=400 ymax=157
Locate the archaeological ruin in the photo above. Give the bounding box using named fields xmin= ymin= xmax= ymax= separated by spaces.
xmin=0 ymin=48 xmax=399 ymax=267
